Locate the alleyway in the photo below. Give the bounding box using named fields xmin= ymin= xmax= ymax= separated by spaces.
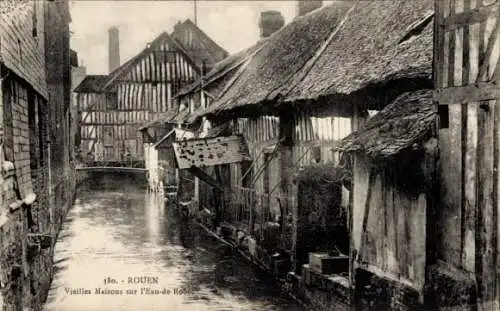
xmin=43 ymin=176 xmax=304 ymax=311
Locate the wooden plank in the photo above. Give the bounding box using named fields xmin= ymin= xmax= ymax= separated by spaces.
xmin=495 ymin=97 xmax=500 ymax=310
xmin=443 ymin=30 xmax=451 ymax=88
xmin=381 ymin=173 xmax=391 ymax=273
xmin=395 ymin=185 xmax=409 ymax=279
xmin=436 ymin=81 xmax=500 ymax=104
xmin=413 ymin=193 xmax=427 ymax=294
xmin=363 ymin=172 xmax=381 ymax=266
xmin=386 ymin=180 xmax=398 ymax=277
xmin=442 ymin=2 xmax=500 ymax=30
xmin=478 ymin=100 xmax=496 ymax=309
xmin=478 ymin=16 xmax=500 ymax=81
xmin=172 ymin=135 xmax=252 ymax=169
xmin=454 ymin=28 xmax=464 ymax=86
xmin=352 ymin=155 xmax=371 ymax=258
xmin=460 ymin=4 xmax=476 ymax=272
xmin=188 ymin=166 xmax=224 ymax=191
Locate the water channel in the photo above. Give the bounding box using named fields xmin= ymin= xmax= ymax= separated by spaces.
xmin=43 ymin=175 xmax=305 ymax=311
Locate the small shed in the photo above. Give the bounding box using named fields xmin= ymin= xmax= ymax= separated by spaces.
xmin=337 ymin=89 xmax=437 ymax=307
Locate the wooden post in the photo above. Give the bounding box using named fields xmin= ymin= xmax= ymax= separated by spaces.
xmin=434 ymin=0 xmax=500 ymax=309
xmin=349 ymin=106 xmax=367 ymax=287
xmin=0 ymin=69 xmax=4 ymax=192
xmin=279 ymin=108 xmax=297 ymax=271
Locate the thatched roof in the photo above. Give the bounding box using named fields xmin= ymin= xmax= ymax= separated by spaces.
xmin=337 ymin=89 xmax=435 ymax=159
xmin=284 ymin=0 xmax=434 ymax=102
xmin=176 ymin=38 xmax=268 ymax=98
xmin=74 ymin=75 xmax=109 ymax=93
xmin=197 ymin=0 xmax=433 ymax=120
xmin=0 ymin=0 xmax=29 ymax=15
xmin=200 ymin=1 xmax=355 ymax=116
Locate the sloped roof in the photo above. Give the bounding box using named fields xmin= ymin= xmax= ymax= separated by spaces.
xmin=285 ymin=0 xmax=434 ymax=102
xmin=0 ymin=0 xmax=29 ymax=14
xmin=102 ymin=31 xmax=200 ymax=90
xmin=73 ymin=20 xmax=227 ymax=96
xmin=200 ymin=0 xmax=433 ymax=119
xmin=172 ymin=19 xmax=229 ymax=69
xmin=198 ymin=1 xmax=355 ymax=116
xmin=138 ymin=107 xmax=195 ymax=131
xmin=138 ymin=111 xmax=179 ymax=131
xmin=176 ymin=38 xmax=268 ymax=98
xmin=74 ymin=75 xmax=109 ymax=93
xmin=337 ymin=89 xmax=435 ymax=159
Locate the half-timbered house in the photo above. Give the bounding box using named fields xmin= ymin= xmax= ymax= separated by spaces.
xmin=75 ymin=21 xmax=228 ymax=166
xmin=166 ymin=37 xmax=270 ymax=214
xmin=337 ymin=90 xmax=437 ymax=310
xmin=74 ymin=75 xmax=111 ymax=162
xmin=186 ymin=1 xmax=434 ymax=309
xmin=76 ymin=32 xmax=200 ymax=164
xmin=175 ymin=2 xmax=356 ymax=275
xmin=432 ymin=0 xmax=500 ymax=309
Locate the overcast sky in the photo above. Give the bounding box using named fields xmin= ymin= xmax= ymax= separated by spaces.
xmin=70 ymin=1 xmax=333 ymax=75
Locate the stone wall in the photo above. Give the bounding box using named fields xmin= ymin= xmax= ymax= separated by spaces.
xmin=425 ymin=264 xmax=477 ymax=310
xmin=354 ymin=268 xmax=424 ymax=311
xmin=0 ymin=76 xmax=76 ymax=311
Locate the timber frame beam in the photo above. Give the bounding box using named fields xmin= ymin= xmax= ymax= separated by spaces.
xmin=440 ymin=2 xmax=500 ymax=31
xmin=434 ymin=81 xmax=500 ymax=105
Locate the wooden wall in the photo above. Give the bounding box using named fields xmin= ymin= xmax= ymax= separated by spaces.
xmin=78 ymin=92 xmax=148 ymax=162
xmin=79 ymin=38 xmax=200 ymax=163
xmin=352 ymin=154 xmax=427 ymax=296
xmin=0 ymin=0 xmax=47 ymax=98
xmin=115 ymin=40 xmax=199 ymax=121
xmin=293 ymin=107 xmax=352 ymax=167
xmin=178 ymin=89 xmax=213 ymax=116
xmin=434 ymin=0 xmax=500 ymax=308
xmin=235 ymin=116 xmax=280 ymax=198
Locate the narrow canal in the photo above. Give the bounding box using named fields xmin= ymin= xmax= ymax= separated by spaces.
xmin=43 ymin=175 xmax=305 ymax=311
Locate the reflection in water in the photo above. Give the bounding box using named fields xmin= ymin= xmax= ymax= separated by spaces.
xmin=44 ymin=179 xmax=304 ymax=311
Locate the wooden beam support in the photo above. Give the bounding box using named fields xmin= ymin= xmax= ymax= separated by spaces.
xmin=477 ymin=16 xmax=500 ymax=82
xmin=435 ymin=81 xmax=500 ymax=104
xmin=152 ymin=128 xmax=175 ymax=148
xmin=441 ymin=2 xmax=500 ymax=31
xmin=187 ymin=166 xmax=224 ymax=191
xmin=294 ymin=139 xmax=339 ymax=148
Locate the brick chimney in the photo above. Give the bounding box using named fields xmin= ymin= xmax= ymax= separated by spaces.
xmin=108 ymin=26 xmax=120 ymax=73
xmin=297 ymin=0 xmax=323 ymax=17
xmin=259 ymin=11 xmax=285 ymax=39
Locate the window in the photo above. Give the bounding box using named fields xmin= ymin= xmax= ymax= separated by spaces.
xmin=438 ymin=105 xmax=449 ymax=129
xmin=106 ymin=93 xmax=117 ymax=110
